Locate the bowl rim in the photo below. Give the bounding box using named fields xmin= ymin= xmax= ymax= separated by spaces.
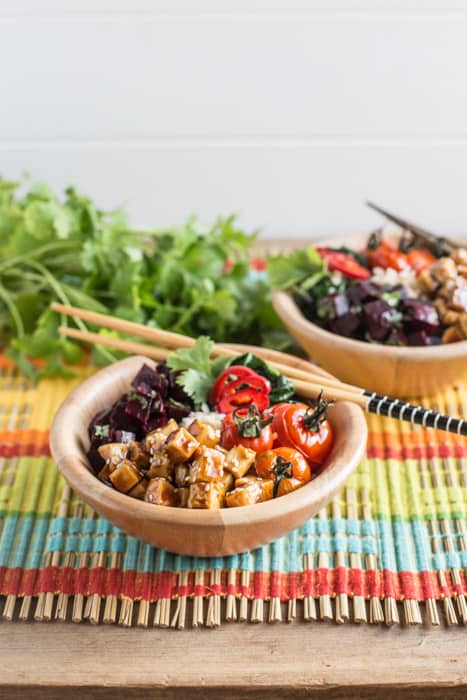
xmin=50 ymin=352 xmax=368 ymax=531
xmin=273 ymin=290 xmax=467 ymax=358
xmin=270 ymin=228 xmax=467 ymax=357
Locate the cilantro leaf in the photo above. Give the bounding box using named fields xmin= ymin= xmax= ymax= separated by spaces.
xmin=166 ymin=336 xmax=214 ymax=374
xmin=268 ymin=247 xmax=325 ymax=289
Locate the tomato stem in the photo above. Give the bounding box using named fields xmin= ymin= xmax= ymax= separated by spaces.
xmin=232 ymin=405 xmax=273 ymax=438
xmin=303 ymin=390 xmax=331 ymax=432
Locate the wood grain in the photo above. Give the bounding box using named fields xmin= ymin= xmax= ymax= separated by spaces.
xmin=0 ymin=620 xmax=465 ymax=699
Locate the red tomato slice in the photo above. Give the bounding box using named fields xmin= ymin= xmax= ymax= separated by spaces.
xmin=317 ymin=248 xmax=370 ymax=280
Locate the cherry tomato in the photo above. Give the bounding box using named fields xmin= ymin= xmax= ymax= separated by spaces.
xmin=220 ymin=410 xmax=274 ymax=452
xmin=406 ymin=249 xmax=436 ymax=274
xmin=317 ymin=248 xmax=370 ymax=280
xmin=210 ymin=365 xmax=260 ymax=405
xmin=269 ymin=402 xmax=333 ymax=466
xmin=284 ymin=404 xmax=333 ymax=466
xmin=367 ymin=241 xmax=407 ymax=271
xmin=269 ymin=401 xmax=307 ymax=448
xmin=255 ymin=447 xmax=311 ymax=495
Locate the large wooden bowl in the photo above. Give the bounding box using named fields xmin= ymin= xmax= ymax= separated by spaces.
xmin=272 ymin=233 xmax=467 ymax=398
xmin=50 ymin=347 xmax=367 ymax=557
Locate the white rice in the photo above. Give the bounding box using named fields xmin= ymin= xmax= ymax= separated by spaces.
xmin=181 ymin=411 xmax=225 ymax=432
xmin=370 ymin=265 xmax=419 ymax=298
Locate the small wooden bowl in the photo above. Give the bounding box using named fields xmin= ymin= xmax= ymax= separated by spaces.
xmin=273 ymin=233 xmax=467 ymax=397
xmin=50 ymin=347 xmax=367 ymax=557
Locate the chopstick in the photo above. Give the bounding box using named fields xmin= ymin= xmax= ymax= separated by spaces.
xmin=53 ymin=303 xmax=467 ymax=437
xmin=365 ymin=201 xmax=459 ymax=254
xmin=51 ymin=303 xmax=346 ymax=389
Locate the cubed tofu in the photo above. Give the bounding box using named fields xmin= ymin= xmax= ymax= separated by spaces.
xmin=188 ymin=419 xmax=219 ymax=448
xmin=97 ymin=462 xmax=113 ymax=483
xmin=218 ymin=470 xmax=234 ymax=495
xmin=165 ymin=428 xmax=199 ymax=462
xmin=187 ymin=446 xmax=225 ymax=483
xmin=109 ymin=459 xmax=143 ymax=494
xmin=145 ymin=478 xmax=176 ymax=506
xmin=187 ymin=482 xmax=224 ymax=509
xmin=144 ymin=419 xmax=179 ymax=454
xmin=128 ymin=478 xmax=148 ymax=500
xmin=225 ymin=478 xmax=274 ymax=508
xmin=175 ymin=486 xmax=189 ymax=507
xmin=174 ymin=464 xmax=190 ymax=487
xmin=98 ymin=442 xmax=128 ymax=467
xmin=147 ymin=450 xmax=174 ymax=480
xmin=224 ymin=445 xmax=256 ymax=479
xmin=128 ymin=441 xmax=150 ymax=471
xmin=236 ymin=476 xmax=274 ymax=501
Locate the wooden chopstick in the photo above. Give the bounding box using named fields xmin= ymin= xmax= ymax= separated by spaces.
xmin=59 ymin=326 xmax=363 ymax=406
xmin=57 ymin=318 xmax=467 ymax=437
xmin=366 ymin=202 xmax=459 ymax=252
xmin=52 ymin=302 xmax=352 ymax=391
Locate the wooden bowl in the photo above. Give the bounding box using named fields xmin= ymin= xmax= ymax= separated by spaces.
xmin=50 ymin=347 xmax=367 ymax=557
xmin=273 ymin=233 xmax=467 ymax=398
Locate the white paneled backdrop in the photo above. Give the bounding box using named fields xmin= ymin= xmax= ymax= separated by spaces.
xmin=2 ymin=1 xmax=467 ymax=237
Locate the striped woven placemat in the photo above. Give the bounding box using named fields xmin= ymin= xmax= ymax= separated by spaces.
xmin=0 ymin=357 xmax=466 ymax=628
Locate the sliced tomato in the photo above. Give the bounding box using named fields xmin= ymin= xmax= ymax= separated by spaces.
xmin=367 ymin=241 xmax=407 ymax=271
xmin=317 ymin=248 xmax=370 ymax=280
xmin=210 ymin=365 xmax=260 ymax=405
xmin=220 ymin=410 xmax=274 ymax=452
xmin=406 ymin=249 xmax=436 ymax=274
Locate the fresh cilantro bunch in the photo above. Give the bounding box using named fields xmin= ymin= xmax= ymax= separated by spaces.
xmin=0 ymin=177 xmax=291 ymax=377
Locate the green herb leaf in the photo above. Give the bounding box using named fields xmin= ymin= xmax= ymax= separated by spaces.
xmin=268 ymin=247 xmax=325 ymax=290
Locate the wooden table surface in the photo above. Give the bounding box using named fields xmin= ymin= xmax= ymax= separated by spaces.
xmin=0 ymin=618 xmax=465 ymax=699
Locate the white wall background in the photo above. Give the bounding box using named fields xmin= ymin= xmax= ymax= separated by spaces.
xmin=2 ymin=1 xmax=467 ymax=238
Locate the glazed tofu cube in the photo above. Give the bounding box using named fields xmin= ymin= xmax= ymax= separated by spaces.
xmin=188 ymin=419 xmax=219 ymax=448
xmin=187 ymin=482 xmax=224 ymax=509
xmin=144 ymin=419 xmax=179 ymax=454
xmin=218 ymin=470 xmax=234 ymax=495
xmin=187 ymin=446 xmax=225 ymax=483
xmin=174 ymin=464 xmax=190 ymax=487
xmin=225 ymin=478 xmax=274 ymax=508
xmin=147 ymin=451 xmax=174 ymax=480
xmin=145 ymin=478 xmax=176 ymax=506
xmin=165 ymin=428 xmax=199 ymax=462
xmin=175 ymin=486 xmax=189 ymax=507
xmin=98 ymin=442 xmax=128 ymax=467
xmin=109 ymin=459 xmax=143 ymax=494
xmin=224 ymin=445 xmax=256 ymax=479
xmin=128 ymin=442 xmax=149 ymax=471
xmin=97 ymin=462 xmax=113 ymax=483
xmin=236 ymin=476 xmax=274 ymax=501
xmin=128 ymin=478 xmax=148 ymax=500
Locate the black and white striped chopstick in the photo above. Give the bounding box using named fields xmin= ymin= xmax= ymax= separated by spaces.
xmin=362 ymin=391 xmax=467 ymax=437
